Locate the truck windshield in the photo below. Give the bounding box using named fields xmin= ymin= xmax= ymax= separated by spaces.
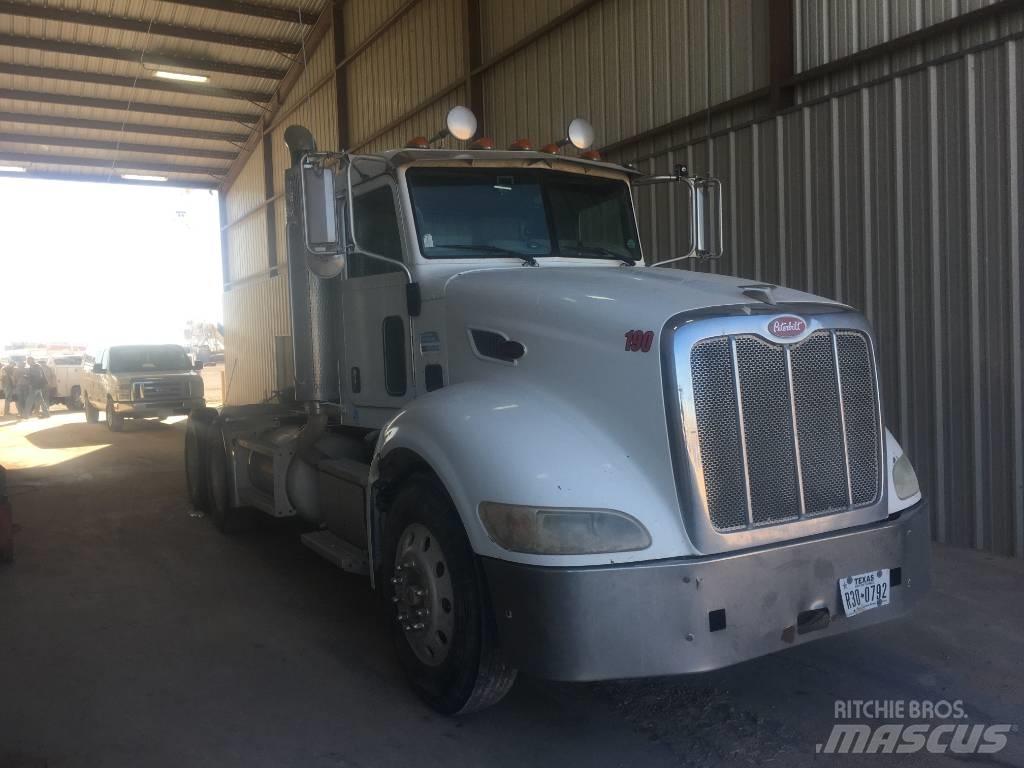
xmin=108 ymin=346 xmax=191 ymax=373
xmin=406 ymin=168 xmax=641 ymax=263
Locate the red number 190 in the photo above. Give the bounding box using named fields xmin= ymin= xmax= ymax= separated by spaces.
xmin=624 ymin=330 xmax=654 ymax=352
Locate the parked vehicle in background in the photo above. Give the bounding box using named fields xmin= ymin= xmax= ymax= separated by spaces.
xmin=82 ymin=345 xmax=205 ymax=432
xmin=43 ymin=355 xmax=84 ymax=410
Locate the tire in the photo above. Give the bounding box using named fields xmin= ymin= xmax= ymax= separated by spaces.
xmin=105 ymin=400 xmax=124 ymax=432
xmin=206 ymin=424 xmax=249 ymax=534
xmin=84 ymin=395 xmax=99 ymax=424
xmin=184 ymin=415 xmax=210 ymax=512
xmin=381 ymin=474 xmax=517 ymax=715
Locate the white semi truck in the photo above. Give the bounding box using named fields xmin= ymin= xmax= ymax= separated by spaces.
xmin=185 ymin=107 xmax=929 ymax=715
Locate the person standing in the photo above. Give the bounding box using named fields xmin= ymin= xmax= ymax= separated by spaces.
xmin=1 ymin=363 xmax=16 ymax=417
xmin=15 ymin=363 xmax=31 ymax=419
xmin=24 ymin=357 xmax=49 ymax=419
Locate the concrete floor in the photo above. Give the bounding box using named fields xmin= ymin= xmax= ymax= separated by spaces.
xmin=1 ymin=410 xmax=1022 ymax=768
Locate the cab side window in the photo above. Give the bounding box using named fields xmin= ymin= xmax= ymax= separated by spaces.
xmin=349 ymin=185 xmax=404 ymax=278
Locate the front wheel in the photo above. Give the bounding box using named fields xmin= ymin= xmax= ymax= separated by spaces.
xmin=105 ymin=401 xmax=124 ymax=432
xmin=84 ymin=395 xmax=99 ymax=423
xmin=381 ymin=474 xmax=517 ymax=715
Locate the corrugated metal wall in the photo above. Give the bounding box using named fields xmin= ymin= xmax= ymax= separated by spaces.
xmin=480 ymin=0 xmax=769 ymax=150
xmin=220 ymin=0 xmax=1023 ymax=558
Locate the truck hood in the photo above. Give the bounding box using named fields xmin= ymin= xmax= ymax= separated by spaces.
xmin=443 ymin=264 xmax=839 ymax=331
xmin=439 ymin=264 xmax=849 ymax=558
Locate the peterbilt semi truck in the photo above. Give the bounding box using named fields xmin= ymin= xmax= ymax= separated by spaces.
xmin=185 ymin=107 xmax=929 ymax=715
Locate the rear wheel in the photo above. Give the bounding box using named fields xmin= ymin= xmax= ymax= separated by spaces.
xmin=105 ymin=400 xmax=124 ymax=432
xmin=381 ymin=474 xmax=517 ymax=715
xmin=184 ymin=415 xmax=209 ymax=512
xmin=206 ymin=425 xmax=249 ymax=533
xmin=84 ymin=395 xmax=99 ymax=424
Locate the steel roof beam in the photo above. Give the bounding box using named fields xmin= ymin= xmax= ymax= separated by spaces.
xmin=0 ymin=88 xmax=259 ymax=125
xmin=0 ymin=111 xmax=248 ymax=144
xmin=0 ymin=169 xmax=218 ymax=189
xmin=154 ymin=0 xmax=316 ymax=25
xmin=0 ymin=62 xmax=273 ymax=103
xmin=0 ymin=33 xmax=288 ymax=81
xmin=0 ymin=151 xmax=225 ymax=176
xmin=0 ymin=2 xmax=302 ymax=54
xmin=0 ymin=132 xmax=238 ymax=160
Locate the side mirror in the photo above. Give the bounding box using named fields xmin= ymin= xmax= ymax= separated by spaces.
xmin=300 ymin=160 xmax=347 ymax=278
xmin=92 ymin=363 xmax=104 ymax=374
xmin=300 ymin=160 xmax=340 ymax=250
xmin=645 ymin=170 xmax=724 ymax=266
xmin=691 ymin=177 xmax=723 ymax=259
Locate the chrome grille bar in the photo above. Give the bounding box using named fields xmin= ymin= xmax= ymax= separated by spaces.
xmin=729 ymin=336 xmax=755 ymax=527
xmin=832 ymin=331 xmax=855 ymax=506
xmin=783 ymin=345 xmax=807 ymax=518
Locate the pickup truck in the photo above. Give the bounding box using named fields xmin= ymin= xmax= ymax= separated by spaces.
xmin=82 ymin=344 xmax=205 ymax=431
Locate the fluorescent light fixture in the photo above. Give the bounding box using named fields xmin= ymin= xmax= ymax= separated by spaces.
xmin=0 ymin=165 xmax=26 ymax=173
xmin=154 ymin=70 xmax=209 ymax=83
xmin=121 ymin=174 xmax=168 ymax=182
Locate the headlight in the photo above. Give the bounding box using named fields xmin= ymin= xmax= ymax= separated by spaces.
xmin=892 ymin=453 xmax=920 ymax=500
xmin=478 ymin=502 xmax=651 ymax=555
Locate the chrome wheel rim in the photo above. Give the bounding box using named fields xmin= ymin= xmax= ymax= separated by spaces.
xmin=392 ymin=522 xmax=454 ymax=667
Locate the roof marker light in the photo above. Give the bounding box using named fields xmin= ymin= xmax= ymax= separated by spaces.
xmin=539 ymin=143 xmax=559 ymax=154
xmin=470 ymin=137 xmax=495 ymax=150
xmin=155 ymin=70 xmax=209 ymax=83
xmin=405 ymin=136 xmax=430 ymax=149
xmin=121 ymin=174 xmax=168 ymax=182
xmin=508 ymin=139 xmax=533 ymax=151
xmin=580 ymin=150 xmax=603 ymax=161
xmin=0 ymin=165 xmax=26 ymax=173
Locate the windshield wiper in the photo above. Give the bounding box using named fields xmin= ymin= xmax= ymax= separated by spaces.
xmin=561 ymin=244 xmax=636 ymax=266
xmin=430 ymin=243 xmax=538 ymax=266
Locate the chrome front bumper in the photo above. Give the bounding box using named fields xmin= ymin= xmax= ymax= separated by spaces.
xmin=113 ymin=398 xmax=205 ymax=417
xmin=483 ymin=501 xmax=930 ymax=681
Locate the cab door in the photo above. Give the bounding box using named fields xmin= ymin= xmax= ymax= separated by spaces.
xmin=340 ymin=177 xmax=414 ymax=427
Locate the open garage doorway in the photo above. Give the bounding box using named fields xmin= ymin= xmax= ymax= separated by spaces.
xmin=0 ymin=176 xmax=225 ymax=415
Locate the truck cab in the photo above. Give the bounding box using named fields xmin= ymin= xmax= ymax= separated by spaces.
xmin=186 ymin=107 xmax=928 ymax=715
xmin=83 ymin=344 xmax=205 ymax=431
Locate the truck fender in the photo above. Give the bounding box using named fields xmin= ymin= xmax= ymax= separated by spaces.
xmin=369 ymin=380 xmax=686 ymax=573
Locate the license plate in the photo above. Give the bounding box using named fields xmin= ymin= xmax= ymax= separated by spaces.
xmin=839 ymin=569 xmax=890 ymax=618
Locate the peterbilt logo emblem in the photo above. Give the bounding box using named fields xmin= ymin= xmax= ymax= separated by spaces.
xmin=768 ymin=316 xmax=807 ymax=338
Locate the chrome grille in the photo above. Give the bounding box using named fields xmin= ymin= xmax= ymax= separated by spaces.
xmin=690 ymin=329 xmax=881 ymax=532
xmin=133 ymin=379 xmax=187 ymax=401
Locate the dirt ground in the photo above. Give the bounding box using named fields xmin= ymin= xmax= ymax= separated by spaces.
xmin=0 ymin=409 xmax=1022 ymax=767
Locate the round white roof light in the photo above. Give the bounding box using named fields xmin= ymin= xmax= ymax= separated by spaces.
xmin=567 ymin=118 xmax=595 ymax=150
xmin=446 ymin=106 xmax=478 ymax=141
